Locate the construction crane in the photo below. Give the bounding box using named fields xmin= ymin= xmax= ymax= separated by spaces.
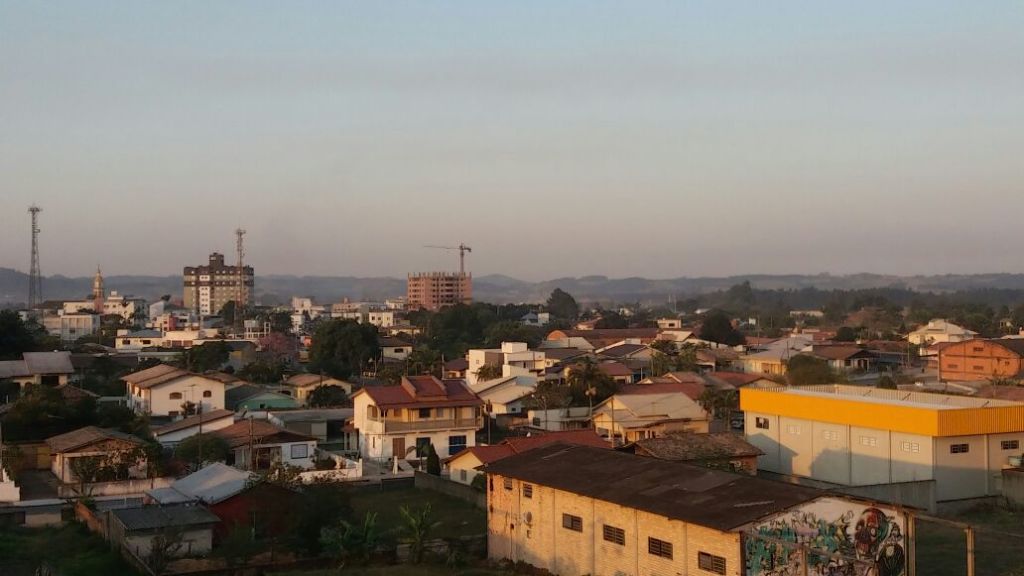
xmin=423 ymin=243 xmax=472 ymax=275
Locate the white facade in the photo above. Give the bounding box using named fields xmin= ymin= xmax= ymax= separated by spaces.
xmin=59 ymin=314 xmax=100 ymax=342
xmin=233 ymin=439 xmax=317 ymax=470
xmin=127 ymin=374 xmax=226 ymax=418
xmin=352 ymin=394 xmax=478 ymax=460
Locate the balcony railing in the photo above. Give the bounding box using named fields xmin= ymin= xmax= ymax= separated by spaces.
xmin=367 ymin=416 xmax=483 ymax=432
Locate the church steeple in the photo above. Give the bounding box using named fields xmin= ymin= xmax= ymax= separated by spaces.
xmin=92 ymin=266 xmax=105 ymax=311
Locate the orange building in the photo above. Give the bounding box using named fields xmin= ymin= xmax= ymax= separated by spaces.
xmin=938 ymin=338 xmax=1024 ymax=381
xmin=406 ymin=272 xmax=472 ymax=311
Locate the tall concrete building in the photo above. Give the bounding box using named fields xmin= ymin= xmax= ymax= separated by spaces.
xmin=407 ymin=272 xmax=471 ymax=311
xmin=183 ymin=253 xmax=254 ymax=316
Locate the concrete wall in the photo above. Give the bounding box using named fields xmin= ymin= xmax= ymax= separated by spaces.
xmin=746 ymin=496 xmax=909 ymax=576
xmin=57 ymin=477 xmax=172 ymax=498
xmin=488 ymin=473 xmax=742 ymax=576
xmin=415 ymin=471 xmax=485 ymax=509
xmin=837 ymin=480 xmax=937 ymax=514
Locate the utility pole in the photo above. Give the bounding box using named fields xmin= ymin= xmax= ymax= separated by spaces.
xmin=28 ymin=206 xmax=42 ymax=309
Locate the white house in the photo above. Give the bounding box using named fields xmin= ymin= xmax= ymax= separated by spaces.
xmin=466 ymin=342 xmax=545 ymax=386
xmin=0 ymin=351 xmax=74 ymax=390
xmin=908 ymin=319 xmax=979 ymax=346
xmin=379 ymin=336 xmax=414 ymax=361
xmin=352 ymin=376 xmax=483 ymax=461
xmin=122 ymin=364 xmax=227 ymax=418
xmin=115 ymin=329 xmax=165 ymax=353
xmin=469 ymin=374 xmax=537 ymax=419
xmin=213 ymin=419 xmax=317 ymax=471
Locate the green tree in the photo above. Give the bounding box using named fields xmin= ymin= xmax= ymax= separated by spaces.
xmin=216 ymin=524 xmax=259 ymax=575
xmin=834 ymin=326 xmax=860 ymax=342
xmin=320 ymin=512 xmax=379 ymax=567
xmin=399 ymin=503 xmax=439 ymax=564
xmin=786 ymin=355 xmax=836 ymax=386
xmin=474 ymin=363 xmax=503 ymax=381
xmin=181 ymin=342 xmax=230 ymax=372
xmin=173 ymin=434 xmax=230 ymax=469
xmin=425 ymin=444 xmax=441 ymax=475
xmin=698 ymin=310 xmax=746 ymax=346
xmin=546 ymin=288 xmax=580 ymax=321
xmin=219 ymin=301 xmax=237 ymax=326
xmin=650 ymin=340 xmax=699 ymax=376
xmin=0 ymin=310 xmax=41 ymax=360
xmin=594 ymin=310 xmax=629 ymax=329
xmin=308 ymin=384 xmax=350 ymax=407
xmin=697 ymin=388 xmax=738 ymax=421
xmin=566 ymin=357 xmax=619 ymax=406
xmin=484 ymin=320 xmax=543 ymax=348
xmin=289 ymin=482 xmax=353 ymax=556
xmin=309 ymin=320 xmax=380 ymax=379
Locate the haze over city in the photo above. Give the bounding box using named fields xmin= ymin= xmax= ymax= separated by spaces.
xmin=3 ymin=2 xmax=1023 ymax=280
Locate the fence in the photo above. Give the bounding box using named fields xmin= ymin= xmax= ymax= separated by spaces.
xmin=414 ymin=471 xmax=486 ymax=509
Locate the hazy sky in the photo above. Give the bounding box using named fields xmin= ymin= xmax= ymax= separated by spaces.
xmin=2 ymin=2 xmax=1023 ymax=281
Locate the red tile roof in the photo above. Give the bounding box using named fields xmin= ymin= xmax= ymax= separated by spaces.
xmin=213 ymin=420 xmax=315 ymax=449
xmin=710 ymin=371 xmax=768 ymax=387
xmin=449 ymin=430 xmax=610 ymax=465
xmin=354 ymin=376 xmax=483 ymax=409
xmin=597 ymin=362 xmax=634 ymax=378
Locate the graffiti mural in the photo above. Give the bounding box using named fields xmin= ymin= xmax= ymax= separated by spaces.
xmin=746 ymin=497 xmax=907 ymax=576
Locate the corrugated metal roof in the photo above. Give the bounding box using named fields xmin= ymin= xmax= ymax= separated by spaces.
xmin=112 ymin=505 xmax=218 ymax=531
xmin=23 ymin=352 xmax=74 ymax=374
xmin=484 ymin=444 xmax=821 ymax=531
xmin=160 ymin=462 xmax=253 ymax=504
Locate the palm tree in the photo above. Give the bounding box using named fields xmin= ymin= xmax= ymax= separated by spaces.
xmin=399 ymin=503 xmax=439 ymax=564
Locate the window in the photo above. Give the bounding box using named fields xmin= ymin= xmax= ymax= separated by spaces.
xmin=973 ymin=365 xmax=984 ymax=371
xmin=755 ymin=417 xmax=770 ymax=430
xmin=1002 ymin=440 xmax=1020 ymax=450
xmin=290 ymin=444 xmax=309 ymax=459
xmin=603 ymin=524 xmax=625 ymax=545
xmin=562 ymin=514 xmax=583 ymax=532
xmin=860 ymin=436 xmax=878 ymax=447
xmin=973 ymin=346 xmax=985 ymax=353
xmin=448 ymin=435 xmax=467 ymax=455
xmin=698 ymin=552 xmax=727 ymax=574
xmin=900 ymin=441 xmax=920 ymax=453
xmin=203 ymin=390 xmax=212 ymax=398
xmin=648 ymin=537 xmax=673 ymax=559
xmin=416 ymin=437 xmax=431 ymax=457
xmin=787 ymin=424 xmax=802 ymax=435
xmin=418 ymin=408 xmax=431 ymax=418
xmin=169 ymin=392 xmax=183 ymax=400
xmin=504 ymin=478 xmax=513 ymax=491
xmin=459 ymin=469 xmax=467 ymax=481
xmin=822 ymin=430 xmax=838 ymax=441
xmin=951 ymin=443 xmax=970 ymax=454
xmin=523 ymin=484 xmax=533 ymax=499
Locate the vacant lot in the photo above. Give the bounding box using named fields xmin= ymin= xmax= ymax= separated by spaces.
xmin=916 ymin=505 xmax=1024 ymax=576
xmin=349 ymin=486 xmax=486 ymax=544
xmin=0 ymin=522 xmax=138 ymax=576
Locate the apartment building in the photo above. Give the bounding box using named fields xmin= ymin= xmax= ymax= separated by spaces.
xmin=352 ymin=375 xmax=483 ymax=460
xmin=742 ymin=384 xmax=1024 ymax=502
xmin=486 ymin=444 xmax=910 ymax=576
xmin=183 ymin=252 xmax=254 ymax=316
xmin=406 ymin=272 xmax=472 ymax=311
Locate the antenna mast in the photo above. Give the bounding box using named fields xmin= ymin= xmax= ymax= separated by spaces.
xmin=235 ymin=228 xmax=246 ymax=336
xmin=28 ymin=206 xmax=42 ymax=309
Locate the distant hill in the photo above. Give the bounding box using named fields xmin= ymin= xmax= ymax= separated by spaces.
xmin=5 ymin=266 xmax=1024 ymax=307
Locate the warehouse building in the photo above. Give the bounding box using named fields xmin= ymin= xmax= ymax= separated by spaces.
xmin=742 ymin=384 xmax=1024 ymax=502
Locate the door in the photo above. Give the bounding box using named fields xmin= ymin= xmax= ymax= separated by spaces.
xmin=392 ymin=437 xmax=405 ymax=459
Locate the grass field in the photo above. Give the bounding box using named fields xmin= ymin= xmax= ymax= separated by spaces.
xmin=916 ymin=505 xmax=1024 ymax=576
xmin=0 ymin=522 xmax=138 ymax=576
xmin=349 ymin=486 xmax=486 ymax=545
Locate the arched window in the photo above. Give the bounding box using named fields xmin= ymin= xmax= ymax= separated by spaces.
xmin=169 ymin=392 xmax=182 ymax=400
xmin=203 ymin=390 xmax=212 ymax=398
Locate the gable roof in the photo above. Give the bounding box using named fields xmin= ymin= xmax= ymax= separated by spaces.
xmin=378 ymin=336 xmax=413 ymax=348
xmin=622 ymin=381 xmax=707 ymax=401
xmin=284 ymin=373 xmax=349 ymax=388
xmin=483 ymin=443 xmax=822 ymax=531
xmin=225 ymin=384 xmax=295 ymax=409
xmin=597 ymin=343 xmax=649 ymax=358
xmin=354 ymin=377 xmax=482 ymax=409
xmin=597 ymin=362 xmax=634 ymax=378
xmin=709 ymin=371 xmax=770 ymax=387
xmin=121 ymin=364 xmax=194 ymax=389
xmin=444 ymin=358 xmax=469 ymax=372
xmin=152 ymin=409 xmax=235 ymax=437
xmin=450 ymin=430 xmax=611 ymax=466
xmin=806 ymin=346 xmax=876 ymax=361
xmin=46 ymin=426 xmax=145 ymax=453
xmin=23 ymin=352 xmax=74 ymax=374
xmin=213 ymin=419 xmax=315 ymax=449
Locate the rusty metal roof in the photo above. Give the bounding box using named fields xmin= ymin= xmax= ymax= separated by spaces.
xmin=483 ymin=443 xmax=821 ymax=531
